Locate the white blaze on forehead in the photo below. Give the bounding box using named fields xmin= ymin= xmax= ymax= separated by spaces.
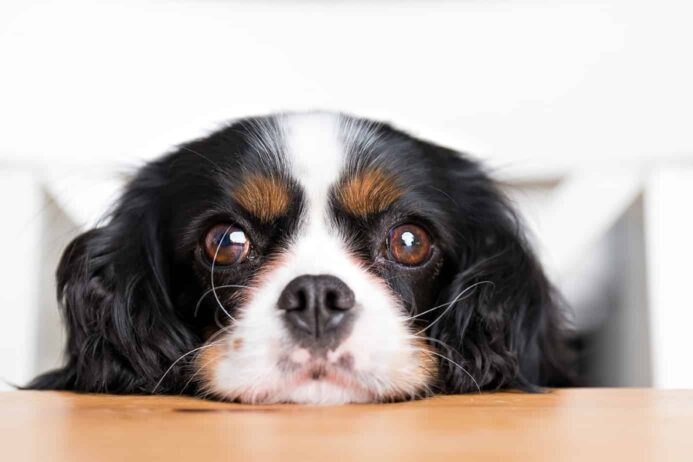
xmin=283 ymin=112 xmax=344 ymax=230
xmin=279 ymin=112 xmax=352 ymax=274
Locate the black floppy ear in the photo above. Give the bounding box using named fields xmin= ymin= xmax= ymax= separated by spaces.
xmin=27 ymin=162 xmax=196 ymax=394
xmin=426 ymin=150 xmax=572 ymax=393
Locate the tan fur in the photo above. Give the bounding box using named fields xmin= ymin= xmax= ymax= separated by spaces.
xmin=336 ymin=169 xmax=402 ymax=216
xmin=233 ymin=175 xmax=291 ymax=222
xmin=410 ymin=337 xmax=438 ymax=394
xmin=195 ymin=341 xmax=227 ymax=392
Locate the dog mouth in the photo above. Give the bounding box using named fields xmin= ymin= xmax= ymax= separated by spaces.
xmin=295 ymin=365 xmax=370 ymax=393
xmin=270 ymin=349 xmax=377 ymax=402
xmin=282 ymin=350 xmax=367 ymax=386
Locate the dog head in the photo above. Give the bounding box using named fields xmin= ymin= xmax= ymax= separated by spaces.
xmin=31 ymin=112 xmax=570 ymax=403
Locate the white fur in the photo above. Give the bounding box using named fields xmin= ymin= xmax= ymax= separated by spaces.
xmin=206 ymin=113 xmax=429 ymax=404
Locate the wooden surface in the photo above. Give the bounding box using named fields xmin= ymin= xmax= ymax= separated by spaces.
xmin=1 ymin=389 xmax=691 ymax=461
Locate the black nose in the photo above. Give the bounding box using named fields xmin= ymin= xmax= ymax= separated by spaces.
xmin=277 ymin=274 xmax=355 ymax=341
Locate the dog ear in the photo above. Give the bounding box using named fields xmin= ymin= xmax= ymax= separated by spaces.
xmin=423 ymin=148 xmax=573 ymax=393
xmin=27 ymin=162 xmax=197 ymax=394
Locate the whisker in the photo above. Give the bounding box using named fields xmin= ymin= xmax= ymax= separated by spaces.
xmin=427 ymin=349 xmax=481 ymax=394
xmin=409 ymin=334 xmax=481 ymax=394
xmin=151 ymin=339 xmax=227 ymax=394
xmin=183 ymin=347 xmax=228 ymax=394
xmin=210 ymin=226 xmax=237 ymax=322
xmin=407 ymin=280 xmax=495 ymax=322
xmin=410 ymin=334 xmax=466 ymax=365
xmin=411 ymin=281 xmax=494 ymax=335
xmin=179 ymin=326 xmax=238 ymax=394
xmin=194 ymin=284 xmax=254 ymax=317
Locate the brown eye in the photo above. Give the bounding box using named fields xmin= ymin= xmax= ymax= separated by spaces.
xmin=388 ymin=224 xmax=432 ymax=266
xmin=204 ymin=224 xmax=250 ymax=265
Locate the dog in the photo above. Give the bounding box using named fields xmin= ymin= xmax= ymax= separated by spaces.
xmin=29 ymin=112 xmax=572 ymax=403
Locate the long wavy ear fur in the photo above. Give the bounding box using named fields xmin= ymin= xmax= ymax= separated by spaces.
xmin=27 ymin=161 xmax=197 ymax=394
xmin=426 ymin=148 xmax=573 ymax=393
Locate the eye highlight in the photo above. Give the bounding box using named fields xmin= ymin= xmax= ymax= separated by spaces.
xmin=204 ymin=224 xmax=251 ymax=265
xmin=388 ymin=224 xmax=432 ymax=266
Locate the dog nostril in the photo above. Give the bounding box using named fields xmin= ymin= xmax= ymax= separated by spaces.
xmin=325 ymin=288 xmax=354 ymax=311
xmin=290 ymin=288 xmax=308 ymax=311
xmin=277 ymin=281 xmax=309 ymax=312
xmin=325 ymin=290 xmax=337 ymax=310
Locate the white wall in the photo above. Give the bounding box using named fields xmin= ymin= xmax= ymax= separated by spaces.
xmin=645 ymin=168 xmax=693 ymax=388
xmin=1 ymin=0 xmax=692 ymax=179
xmin=0 ymin=172 xmax=42 ymax=389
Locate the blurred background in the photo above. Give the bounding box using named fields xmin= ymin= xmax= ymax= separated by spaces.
xmin=1 ymin=0 xmax=692 ymax=391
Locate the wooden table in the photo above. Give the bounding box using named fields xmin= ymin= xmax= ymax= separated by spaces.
xmin=1 ymin=389 xmax=691 ymax=461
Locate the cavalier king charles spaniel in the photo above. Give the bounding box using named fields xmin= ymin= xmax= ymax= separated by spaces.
xmin=29 ymin=112 xmax=572 ymax=403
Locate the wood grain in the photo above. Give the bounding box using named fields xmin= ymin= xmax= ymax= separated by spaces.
xmin=1 ymin=389 xmax=691 ymax=461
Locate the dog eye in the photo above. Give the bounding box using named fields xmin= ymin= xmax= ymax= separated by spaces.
xmin=204 ymin=224 xmax=251 ymax=265
xmin=388 ymin=224 xmax=432 ymax=266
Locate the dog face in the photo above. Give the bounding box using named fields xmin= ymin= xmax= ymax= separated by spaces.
xmin=188 ymin=114 xmax=444 ymax=403
xmin=30 ymin=112 xmax=571 ymax=403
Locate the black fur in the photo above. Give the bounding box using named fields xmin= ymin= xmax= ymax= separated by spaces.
xmin=28 ymin=113 xmax=573 ymax=397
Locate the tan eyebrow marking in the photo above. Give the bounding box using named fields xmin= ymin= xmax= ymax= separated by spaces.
xmin=233 ymin=175 xmax=291 ymax=222
xmin=336 ymin=169 xmax=403 ymax=216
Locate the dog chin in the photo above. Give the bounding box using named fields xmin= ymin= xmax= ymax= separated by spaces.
xmin=223 ymin=371 xmax=375 ymax=405
xmin=272 ymin=380 xmax=372 ymax=405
